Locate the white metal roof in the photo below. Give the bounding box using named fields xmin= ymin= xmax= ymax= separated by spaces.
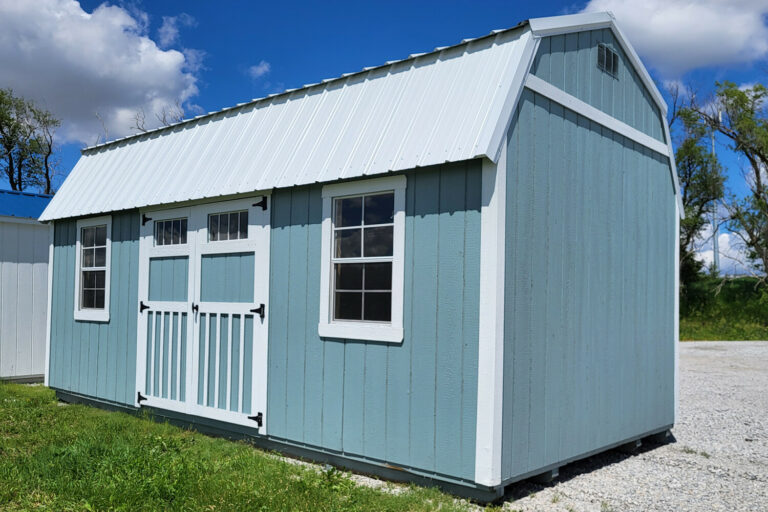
xmin=41 ymin=12 xmax=680 ymax=221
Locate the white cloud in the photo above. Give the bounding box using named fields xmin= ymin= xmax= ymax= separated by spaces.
xmin=580 ymin=0 xmax=768 ymax=77
xmin=248 ymin=60 xmax=271 ymax=80
xmin=694 ymin=224 xmax=752 ymax=276
xmin=157 ymin=13 xmax=196 ymax=48
xmin=0 ymin=0 xmax=201 ymax=144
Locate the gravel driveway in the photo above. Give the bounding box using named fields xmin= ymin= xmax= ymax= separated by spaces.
xmin=501 ymin=341 xmax=768 ymax=511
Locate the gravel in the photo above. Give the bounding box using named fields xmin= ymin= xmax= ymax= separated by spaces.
xmin=501 ymin=341 xmax=768 ymax=512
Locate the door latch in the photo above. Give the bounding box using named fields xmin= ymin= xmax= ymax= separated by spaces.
xmin=250 ymin=303 xmax=265 ymax=319
xmin=139 ymin=300 xmax=150 ymax=313
xmin=192 ymin=302 xmax=199 ymax=314
xmin=248 ymin=412 xmax=263 ymax=427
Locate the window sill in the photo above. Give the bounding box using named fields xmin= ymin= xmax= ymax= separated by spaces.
xmin=318 ymin=322 xmax=403 ymax=343
xmin=74 ymin=309 xmax=110 ymax=323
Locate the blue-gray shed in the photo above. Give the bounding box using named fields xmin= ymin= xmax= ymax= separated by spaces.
xmin=39 ymin=12 xmax=680 ymax=500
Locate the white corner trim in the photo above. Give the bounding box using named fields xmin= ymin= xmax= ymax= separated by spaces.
xmin=318 ymin=175 xmax=406 ymax=343
xmin=44 ymin=222 xmax=54 ymax=387
xmin=73 ymin=215 xmax=111 ymax=322
xmin=525 ymin=74 xmax=669 ymax=157
xmin=662 ymin=119 xmax=685 ymax=219
xmin=475 ymin=145 xmax=507 ymax=486
xmin=673 ymin=204 xmax=680 ymax=423
xmin=482 ymin=30 xmax=540 ymax=163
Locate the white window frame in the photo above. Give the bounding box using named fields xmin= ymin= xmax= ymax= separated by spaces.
xmin=319 ymin=175 xmax=406 ymax=343
xmin=74 ymin=215 xmax=112 ymax=322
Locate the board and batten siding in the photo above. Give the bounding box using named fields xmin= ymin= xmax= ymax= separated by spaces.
xmin=267 ymin=162 xmax=481 ymax=483
xmin=531 ymin=30 xmax=666 ymax=143
xmin=0 ymin=220 xmax=49 ymax=379
xmin=500 ymin=88 xmax=675 ymax=482
xmin=48 ymin=212 xmax=140 ymax=405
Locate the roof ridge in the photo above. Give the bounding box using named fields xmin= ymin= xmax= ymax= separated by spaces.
xmin=81 ymin=21 xmax=529 ymax=154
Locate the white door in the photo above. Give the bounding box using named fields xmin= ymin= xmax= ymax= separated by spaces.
xmin=135 ymin=196 xmax=270 ymax=431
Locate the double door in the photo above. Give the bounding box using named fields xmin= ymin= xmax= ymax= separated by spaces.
xmin=135 ymin=196 xmax=270 ymax=430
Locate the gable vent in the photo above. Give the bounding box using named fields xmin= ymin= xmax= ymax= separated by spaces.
xmin=597 ymin=43 xmax=619 ymax=77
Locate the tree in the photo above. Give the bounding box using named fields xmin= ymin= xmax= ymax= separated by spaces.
xmin=666 ymin=82 xmax=725 ymax=288
xmin=688 ymin=82 xmax=768 ymax=280
xmin=0 ymin=88 xmax=60 ymax=194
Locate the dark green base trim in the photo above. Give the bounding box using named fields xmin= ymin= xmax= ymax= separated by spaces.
xmin=53 ymin=390 xmax=501 ymax=503
xmin=499 ymin=425 xmax=675 ymax=489
xmin=2 ymin=374 xmax=44 ymax=384
xmin=55 ymin=389 xmax=138 ymax=414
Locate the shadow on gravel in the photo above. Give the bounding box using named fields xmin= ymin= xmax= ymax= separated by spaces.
xmin=499 ymin=433 xmax=677 ymax=504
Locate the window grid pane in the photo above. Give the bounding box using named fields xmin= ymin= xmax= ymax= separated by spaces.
xmin=154 ymin=218 xmax=188 ymax=246
xmin=208 ymin=211 xmax=248 ymax=242
xmin=331 ymin=193 xmax=395 ymax=323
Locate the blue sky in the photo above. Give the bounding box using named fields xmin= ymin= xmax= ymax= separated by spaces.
xmin=1 ymin=0 xmax=767 ymax=271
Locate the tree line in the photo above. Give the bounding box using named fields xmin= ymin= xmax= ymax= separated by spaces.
xmin=670 ymin=81 xmax=768 ymax=289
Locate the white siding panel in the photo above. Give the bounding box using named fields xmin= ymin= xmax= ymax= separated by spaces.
xmin=41 ymin=28 xmax=533 ymax=221
xmin=0 ymin=220 xmax=49 ymax=379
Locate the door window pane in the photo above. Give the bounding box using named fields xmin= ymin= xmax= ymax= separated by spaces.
xmin=154 ymin=218 xmax=187 ymax=246
xmin=208 ymin=211 xmax=248 ymax=242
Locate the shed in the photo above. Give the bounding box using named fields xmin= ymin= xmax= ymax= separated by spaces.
xmin=40 ymin=12 xmax=680 ymax=500
xmin=1 ymin=189 xmax=52 ymax=382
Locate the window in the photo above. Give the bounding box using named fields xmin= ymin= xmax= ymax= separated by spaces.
xmin=333 ymin=194 xmax=394 ymax=321
xmin=597 ymin=43 xmax=619 ymax=77
xmin=74 ymin=216 xmax=111 ymax=322
xmin=319 ymin=175 xmax=406 ymax=342
xmin=154 ymin=218 xmax=187 ymax=246
xmin=208 ymin=211 xmax=248 ymax=242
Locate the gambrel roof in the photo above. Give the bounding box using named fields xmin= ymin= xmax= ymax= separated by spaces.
xmin=41 ymin=12 xmax=679 ymax=221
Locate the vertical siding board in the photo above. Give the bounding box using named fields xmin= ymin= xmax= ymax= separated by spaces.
xmin=549 ymin=35 xmax=566 ymax=91
xmin=564 ymin=33 xmax=579 ymax=97
xmin=321 ymin=339 xmax=345 ymax=450
xmin=363 ymin=342 xmax=387 ymax=460
xmin=303 ymin=190 xmax=324 ymax=447
xmin=509 ymin=90 xmax=534 ymax=475
xmin=527 ymin=92 xmax=550 ymax=470
xmin=434 ymin=164 xmax=467 ymax=475
xmin=267 ymin=189 xmax=291 ymax=436
xmin=409 ymin=168 xmax=440 ymax=472
xmin=342 ymin=341 xmax=365 ymax=454
xmin=285 ymin=187 xmax=309 ymax=441
xmin=385 ymin=177 xmax=415 ymax=465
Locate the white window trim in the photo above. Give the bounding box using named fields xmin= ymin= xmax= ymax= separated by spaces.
xmin=74 ymin=215 xmax=112 ymax=322
xmin=319 ymin=175 xmax=406 ymax=343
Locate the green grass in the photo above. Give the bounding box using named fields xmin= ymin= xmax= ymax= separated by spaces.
xmin=0 ymin=383 xmax=476 ymax=511
xmin=680 ymin=276 xmax=768 ymax=341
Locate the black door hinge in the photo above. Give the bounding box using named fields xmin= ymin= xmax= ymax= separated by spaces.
xmin=141 ymin=213 xmax=152 ymax=226
xmin=253 ymin=196 xmax=268 ymax=210
xmin=139 ymin=300 xmax=150 ymax=313
xmin=192 ymin=302 xmax=199 ymax=314
xmin=137 ymin=392 xmax=148 ymax=404
xmin=250 ymin=303 xmax=265 ymax=319
xmin=248 ymin=412 xmax=263 ymax=427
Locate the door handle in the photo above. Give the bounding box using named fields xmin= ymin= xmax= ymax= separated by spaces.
xmin=250 ymin=303 xmax=265 ymax=319
xmin=192 ymin=302 xmax=199 ymax=314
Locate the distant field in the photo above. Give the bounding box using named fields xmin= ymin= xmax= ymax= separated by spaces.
xmin=680 ymin=276 xmax=768 ymax=341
